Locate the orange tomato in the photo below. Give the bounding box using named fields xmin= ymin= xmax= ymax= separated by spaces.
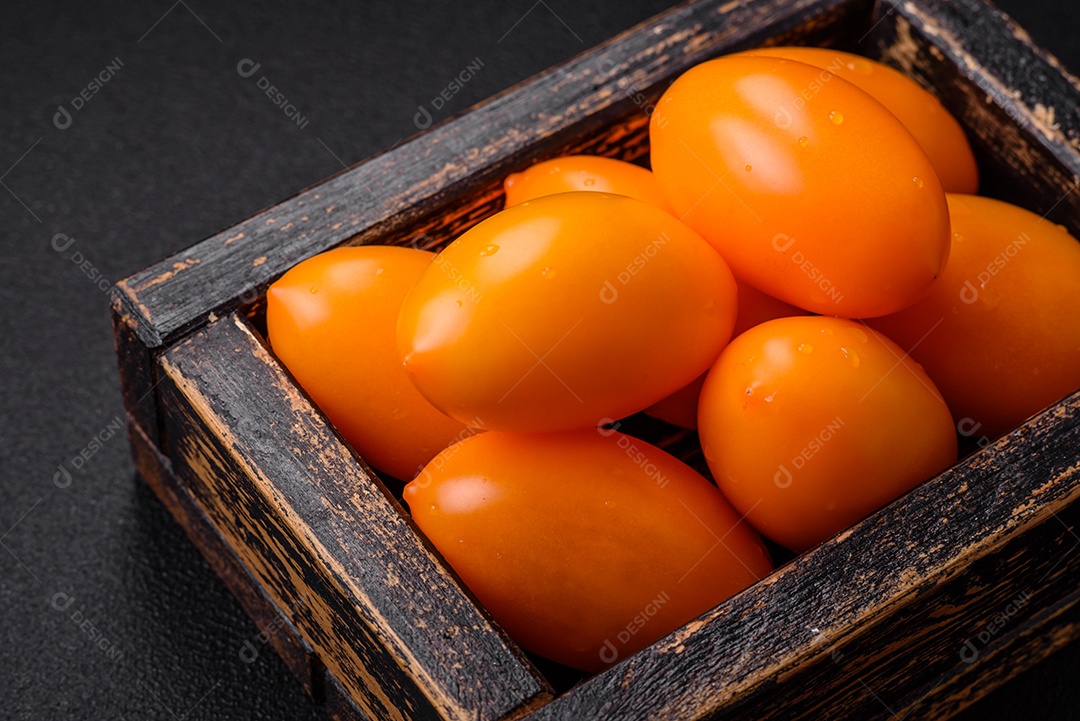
xmin=404 ymin=430 xmax=772 ymax=672
xmin=504 ymin=155 xmax=675 ymax=213
xmin=736 ymin=47 xmax=978 ymax=193
xmin=397 ymin=192 xmax=738 ymax=432
xmin=650 ymin=56 xmax=950 ymax=318
xmin=698 ymin=316 xmax=957 ymax=552
xmin=646 ymin=280 xmax=806 ymax=428
xmin=868 ymin=195 xmax=1080 ymax=439
xmin=267 ymin=246 xmax=474 ymax=480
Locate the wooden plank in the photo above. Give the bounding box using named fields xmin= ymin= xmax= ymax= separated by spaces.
xmin=114 ymin=0 xmax=872 ymax=351
xmin=157 ymin=313 xmax=551 ymax=721
xmin=868 ymin=0 xmax=1080 ymax=231
xmin=112 ymin=289 xmax=162 ymax=446
xmin=525 ymin=392 xmax=1080 ymax=720
xmin=127 ymin=414 xmax=320 ymax=695
xmin=886 ymin=589 xmax=1080 ymax=720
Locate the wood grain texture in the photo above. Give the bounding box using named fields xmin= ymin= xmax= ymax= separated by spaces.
xmin=112 ymin=291 xmax=162 ymax=446
xmin=126 ymin=414 xmax=319 ymax=695
xmin=888 ymin=589 xmax=1080 ymax=720
xmin=113 ymin=0 xmax=871 ymax=351
xmin=157 ymin=313 xmax=550 ymax=721
xmin=869 ymin=0 xmax=1080 ymax=230
xmin=525 ymin=392 xmax=1080 ymax=720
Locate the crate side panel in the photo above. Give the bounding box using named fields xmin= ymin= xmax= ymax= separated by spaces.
xmin=725 ymin=497 xmax=1080 ymax=720
xmin=898 ymin=591 xmax=1080 ymax=720
xmin=119 ymin=0 xmax=871 ymax=348
xmin=112 ymin=289 xmax=162 ymax=446
xmin=526 ymin=392 xmax=1080 ymax=721
xmin=158 ymin=314 xmax=550 ymax=721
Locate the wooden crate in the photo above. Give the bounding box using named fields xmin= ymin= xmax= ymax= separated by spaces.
xmin=111 ymin=0 xmax=1080 ymax=718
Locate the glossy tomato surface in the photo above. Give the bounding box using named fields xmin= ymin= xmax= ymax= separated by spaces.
xmin=504 ymin=155 xmax=675 ymax=214
xmin=267 ymin=246 xmax=474 ymax=480
xmin=869 ymin=195 xmax=1080 ymax=439
xmin=646 ymin=280 xmax=806 ymax=429
xmin=650 ymin=56 xmax=950 ymax=318
xmin=397 ymin=192 xmax=738 ymax=432
xmin=737 ymin=47 xmax=978 ymax=193
xmin=404 ymin=430 xmax=772 ymax=672
xmin=698 ymin=316 xmax=957 ymax=553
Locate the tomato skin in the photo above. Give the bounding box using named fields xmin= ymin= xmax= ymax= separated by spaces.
xmin=404 ymin=430 xmax=772 ymax=672
xmin=736 ymin=47 xmax=978 ymax=193
xmin=698 ymin=316 xmax=957 ymax=553
xmin=267 ymin=246 xmax=474 ymax=480
xmin=504 ymin=155 xmax=675 ymax=214
xmin=398 ymin=192 xmax=738 ymax=432
xmin=645 ymin=280 xmax=806 ymax=429
xmin=650 ymin=56 xmax=950 ymax=318
xmin=868 ymin=195 xmax=1080 ymax=439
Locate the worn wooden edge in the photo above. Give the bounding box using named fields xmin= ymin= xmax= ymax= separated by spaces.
xmin=126 ymin=414 xmax=319 ymax=695
xmin=870 ymin=0 xmax=1080 ymax=229
xmin=113 ymin=0 xmax=871 ymax=350
xmin=157 ymin=312 xmax=552 ymax=721
xmin=524 ymin=392 xmax=1080 ymax=720
xmin=112 ymin=289 xmax=163 ymax=447
xmin=884 ymin=588 xmax=1080 ymax=719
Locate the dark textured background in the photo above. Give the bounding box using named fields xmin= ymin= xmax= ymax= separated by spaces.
xmin=1 ymin=1 xmax=1076 ymax=719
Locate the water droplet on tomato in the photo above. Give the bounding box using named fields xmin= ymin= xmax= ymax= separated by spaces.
xmin=829 ymin=111 xmax=844 ymax=125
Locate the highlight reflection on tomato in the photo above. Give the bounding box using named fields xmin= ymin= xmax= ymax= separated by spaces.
xmin=736 ymin=46 xmax=978 ymax=193
xmin=405 ymin=430 xmax=773 ymax=672
xmin=650 ymin=56 xmax=951 ymax=318
xmin=398 ymin=192 xmax=738 ymax=432
xmin=698 ymin=316 xmax=957 ymax=553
